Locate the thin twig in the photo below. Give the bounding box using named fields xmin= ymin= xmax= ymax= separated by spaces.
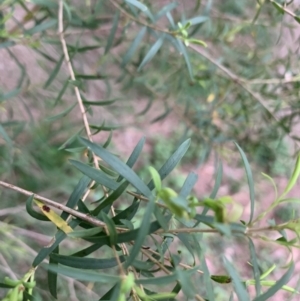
xmin=268 ymin=0 xmax=298 ymax=19
xmin=58 ymin=0 xmax=109 ymax=202
xmin=140 ymin=248 xmax=171 ymax=275
xmin=145 ymin=248 xmax=204 ymax=275
xmin=58 ymin=1 xmax=97 ymax=161
xmin=248 ymin=76 xmax=300 ymax=85
xmin=0 ymin=180 xmax=108 ymax=229
xmin=141 ymin=248 xmax=206 ymax=301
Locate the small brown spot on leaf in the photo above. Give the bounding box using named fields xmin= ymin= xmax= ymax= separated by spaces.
xmin=42 ymin=205 xmax=50 ymax=212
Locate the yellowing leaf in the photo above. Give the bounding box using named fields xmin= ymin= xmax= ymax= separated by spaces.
xmin=34 ymin=200 xmax=73 ymax=234
xmin=207 ymin=93 xmax=215 ymax=103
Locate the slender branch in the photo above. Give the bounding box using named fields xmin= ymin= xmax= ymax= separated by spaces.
xmin=0 ymin=180 xmax=108 ymax=229
xmin=57 ymin=0 xmax=110 ymax=202
xmin=248 ymin=76 xmax=300 ymax=85
xmin=146 ymin=248 xmax=204 ymax=275
xmin=140 ymin=248 xmax=206 ymax=301
xmin=140 ymin=248 xmax=171 ymax=275
xmin=58 ymin=1 xmax=97 ymax=165
xmin=268 ymin=0 xmax=298 ymax=19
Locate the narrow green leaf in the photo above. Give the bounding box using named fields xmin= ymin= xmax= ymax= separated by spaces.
xmin=247 ymin=280 xmax=298 ymax=294
xmin=48 ymin=246 xmax=59 ymax=298
xmin=166 ymin=11 xmax=176 ymax=28
xmin=83 ymin=98 xmax=118 ymax=106
xmin=124 ymin=199 xmax=155 ymax=268
xmin=154 ymin=206 xmax=169 ymax=230
xmin=50 ymin=254 xmax=125 ymax=269
xmin=23 ymin=292 xmax=37 ymax=301
xmin=260 ymin=264 xmax=276 ymax=280
xmin=177 ymin=233 xmax=195 ymax=265
xmin=81 ymin=218 xmax=168 ymax=246
xmin=271 ymin=1 xmax=284 ymax=14
xmin=105 ymin=11 xmax=120 ymax=54
xmin=154 ymin=2 xmax=178 ymax=20
xmin=183 ymin=16 xmax=208 ymax=26
xmin=295 ymin=16 xmax=300 ymax=24
xmin=72 ymin=242 xmax=103 ymax=257
xmin=25 ymin=19 xmax=58 ymax=35
xmin=99 ymin=163 xmax=119 ymax=177
xmin=249 ymin=238 xmax=261 ymax=297
xmin=35 ymin=49 xmax=56 ymax=62
xmin=112 ymin=201 xmax=140 ymax=224
xmin=70 ymin=160 xmax=119 ymax=190
xmin=53 ymin=79 xmax=69 ymax=106
xmin=0 ymin=88 xmax=21 ymax=102
xmin=175 ymin=39 xmax=194 ymax=80
xmin=61 ymin=176 xmax=90 ymax=220
xmin=176 ymin=268 xmax=196 ymax=298
xmin=179 ymin=172 xmax=198 ymax=199
xmin=125 ymin=0 xmax=154 ymax=22
xmin=253 ymin=263 xmax=295 ymax=301
xmin=119 ymin=219 xmax=134 ymax=230
xmin=261 ymin=173 xmax=278 ymax=201
xmin=92 ymin=181 xmax=130 ymax=216
xmin=125 ymin=0 xmax=147 ymax=12
xmin=137 ymin=97 xmax=153 ymax=115
xmin=58 ymin=127 xmax=84 ymax=150
xmin=30 ymin=0 xmax=57 ymax=8
xmin=65 ymin=146 xmax=86 ymax=153
xmin=33 ymin=220 xmax=80 ymax=266
xmin=70 ymin=45 xmax=102 ymax=53
xmin=0 ymin=282 xmax=14 ymax=288
xmin=210 ymin=160 xmax=223 ymax=199
xmin=235 ymin=142 xmax=255 ymax=224
xmin=138 ymin=35 xmax=165 ymax=71
xmin=68 ymin=227 xmax=103 ymax=238
xmin=99 ymin=284 xmax=120 ymax=300
xmin=75 ymin=74 xmax=106 ymax=80
xmin=280 ymin=153 xmax=300 ymax=199
xmin=118 ymin=136 xmax=145 ymax=182
xmin=135 ymin=272 xmax=178 ymax=285
xmin=201 ymin=258 xmax=215 ymax=301
xmin=101 ymin=212 xmax=118 ymax=246
xmin=90 ymin=124 xmax=120 ymax=132
xmin=149 ymin=166 xmax=162 ymax=191
xmin=151 ymin=107 xmax=172 ymax=123
xmin=148 ymin=139 xmax=191 ymax=190
xmin=62 ymin=0 xmax=72 ymax=21
xmin=77 ymin=199 xmax=91 ymax=215
xmin=46 ymin=102 xmax=77 ymax=122
xmin=122 ymin=27 xmax=147 ymax=66
xmin=79 ymin=138 xmax=153 ymax=197
xmin=43 ymin=264 xmax=120 ymax=283
xmin=103 ymin=130 xmax=113 ymax=148
xmin=223 ymin=257 xmax=250 ymax=301
xmin=44 ymin=55 xmax=64 ymax=88
xmin=202 ymin=160 xmax=223 ymax=216
xmin=26 ymin=195 xmax=49 ymax=221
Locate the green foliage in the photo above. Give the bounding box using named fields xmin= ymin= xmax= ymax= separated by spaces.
xmin=1 ymin=1 xmax=300 ymax=301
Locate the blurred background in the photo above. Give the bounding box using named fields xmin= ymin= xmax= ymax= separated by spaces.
xmin=1 ymin=0 xmax=300 ymax=299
